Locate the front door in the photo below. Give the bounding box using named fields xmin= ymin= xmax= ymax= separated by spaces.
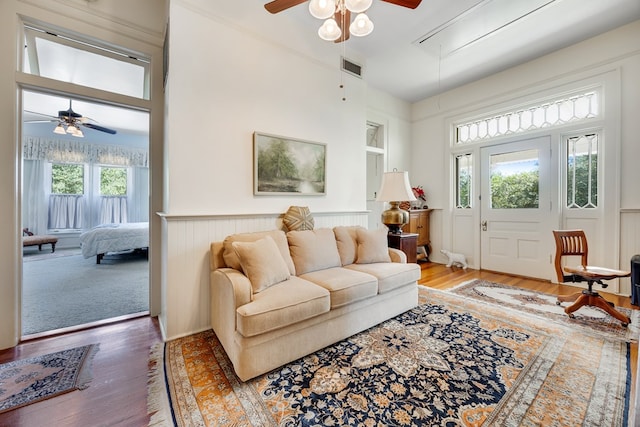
xmin=480 ymin=137 xmax=555 ymax=279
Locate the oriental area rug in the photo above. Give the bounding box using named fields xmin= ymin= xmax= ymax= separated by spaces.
xmin=0 ymin=344 xmax=98 ymax=414
xmin=148 ymin=287 xmax=634 ymax=427
xmin=450 ymin=279 xmax=640 ymax=342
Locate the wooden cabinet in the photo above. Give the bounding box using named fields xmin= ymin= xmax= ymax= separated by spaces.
xmin=387 ymin=233 xmax=418 ymax=264
xmin=402 ymin=209 xmax=432 ymax=261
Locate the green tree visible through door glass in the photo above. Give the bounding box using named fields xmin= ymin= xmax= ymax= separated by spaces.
xmin=489 ymin=149 xmax=539 ymax=209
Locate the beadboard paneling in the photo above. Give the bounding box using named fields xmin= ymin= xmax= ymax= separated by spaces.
xmin=158 ymin=212 xmax=369 ymax=341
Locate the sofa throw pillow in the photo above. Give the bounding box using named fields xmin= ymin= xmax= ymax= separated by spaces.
xmin=334 ymin=226 xmax=364 ymax=266
xmin=283 ymin=206 xmax=315 ymax=231
xmin=287 ymin=228 xmax=341 ymax=275
xmin=232 ymin=236 xmax=291 ymax=293
xmin=356 ymin=228 xmax=392 ymax=264
xmin=222 ymin=230 xmax=296 ymax=275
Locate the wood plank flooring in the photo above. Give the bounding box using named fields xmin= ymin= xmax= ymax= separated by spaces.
xmin=0 ymin=263 xmax=637 ymax=426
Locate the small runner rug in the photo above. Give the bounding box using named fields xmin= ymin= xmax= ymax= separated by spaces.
xmin=0 ymin=344 xmax=98 ymax=414
xmin=148 ymin=287 xmax=633 ymax=426
xmin=449 ymin=279 xmax=640 ymax=342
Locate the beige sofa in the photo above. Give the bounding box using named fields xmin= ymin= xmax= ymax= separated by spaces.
xmin=209 ymin=226 xmax=421 ymax=381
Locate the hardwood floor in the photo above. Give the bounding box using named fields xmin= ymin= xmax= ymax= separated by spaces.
xmin=0 ymin=263 xmax=637 ymax=426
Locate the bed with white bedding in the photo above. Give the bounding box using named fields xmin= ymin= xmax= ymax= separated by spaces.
xmin=79 ymin=222 xmax=149 ymax=264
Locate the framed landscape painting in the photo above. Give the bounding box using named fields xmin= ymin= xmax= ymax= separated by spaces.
xmin=254 ymin=132 xmax=326 ymax=196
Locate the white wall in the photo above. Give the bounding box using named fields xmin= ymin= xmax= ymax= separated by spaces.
xmin=411 ymin=20 xmax=640 ymax=291
xmin=159 ymin=1 xmax=389 ymax=339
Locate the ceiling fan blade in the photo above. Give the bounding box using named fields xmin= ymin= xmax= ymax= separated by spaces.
xmin=334 ymin=9 xmax=351 ymax=43
xmin=24 ymin=110 xmax=58 ymax=119
xmin=83 ymin=123 xmax=117 ymax=135
xmin=264 ymin=0 xmax=307 ymax=14
xmin=381 ymin=0 xmax=422 ymax=9
xmin=24 ymin=119 xmax=58 ymax=124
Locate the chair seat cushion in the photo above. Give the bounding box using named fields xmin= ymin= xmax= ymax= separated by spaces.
xmin=346 ymin=262 xmax=420 ymax=294
xmin=300 ymin=267 xmax=378 ymax=308
xmin=236 ymin=276 xmax=330 ymax=337
xmin=23 ymin=235 xmax=58 ymax=246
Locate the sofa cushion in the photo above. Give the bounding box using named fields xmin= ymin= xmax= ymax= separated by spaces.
xmin=300 ymin=267 xmax=378 ymax=309
xmin=333 ymin=226 xmax=363 ymax=266
xmin=232 ymin=236 xmax=291 ymax=294
xmin=356 ymin=228 xmax=391 ymax=264
xmin=346 ymin=262 xmax=420 ymax=294
xmin=287 ymin=228 xmax=341 ymax=275
xmin=223 ymin=230 xmax=296 ymax=275
xmin=236 ymin=276 xmax=330 ymax=337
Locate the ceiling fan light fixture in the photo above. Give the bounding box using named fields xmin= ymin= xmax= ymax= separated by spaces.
xmin=350 ymin=13 xmax=374 ymax=37
xmin=344 ymin=0 xmax=372 ymax=13
xmin=66 ymin=124 xmax=79 ymax=134
xmin=318 ymin=18 xmax=342 ymax=41
xmin=309 ymin=0 xmax=336 ymax=19
xmin=71 ymin=128 xmax=84 ymax=137
xmin=53 ymin=124 xmax=66 ymax=135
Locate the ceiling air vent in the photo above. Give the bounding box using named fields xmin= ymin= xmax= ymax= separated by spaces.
xmin=341 ymin=57 xmax=363 ymax=78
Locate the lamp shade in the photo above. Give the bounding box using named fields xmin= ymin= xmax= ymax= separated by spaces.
xmin=345 ymin=0 xmax=372 ymax=13
xmin=318 ymin=18 xmax=342 ymax=41
xmin=350 ymin=13 xmax=374 ymax=37
xmin=309 ymin=0 xmax=336 ymax=19
xmin=376 ymin=171 xmax=416 ymax=202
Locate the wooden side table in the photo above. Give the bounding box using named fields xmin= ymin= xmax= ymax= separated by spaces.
xmin=387 ymin=233 xmax=418 ymax=264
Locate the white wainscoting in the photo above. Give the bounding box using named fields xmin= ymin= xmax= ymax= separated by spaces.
xmin=157 ymin=211 xmax=369 ymax=341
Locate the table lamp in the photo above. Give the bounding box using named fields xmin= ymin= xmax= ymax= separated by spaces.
xmin=376 ymin=170 xmax=416 ymax=234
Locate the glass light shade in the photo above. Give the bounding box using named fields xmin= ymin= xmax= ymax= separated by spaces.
xmin=309 ymin=0 xmax=336 ymax=19
xmin=66 ymin=124 xmax=79 ymax=134
xmin=53 ymin=124 xmax=66 ymax=134
xmin=318 ymin=18 xmax=342 ymax=41
xmin=350 ymin=13 xmax=374 ymax=37
xmin=345 ymin=0 xmax=372 ymax=13
xmin=71 ymin=128 xmax=84 ymax=137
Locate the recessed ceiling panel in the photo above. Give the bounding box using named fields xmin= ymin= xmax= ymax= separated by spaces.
xmin=414 ymin=0 xmax=556 ymax=56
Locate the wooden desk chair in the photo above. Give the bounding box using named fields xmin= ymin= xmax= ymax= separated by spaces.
xmin=553 ymin=229 xmax=631 ymax=326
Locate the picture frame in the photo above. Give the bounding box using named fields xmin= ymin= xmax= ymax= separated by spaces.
xmin=254 ymin=132 xmax=326 ymax=196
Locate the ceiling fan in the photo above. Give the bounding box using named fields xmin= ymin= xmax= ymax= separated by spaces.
xmin=25 ymin=100 xmax=117 ymax=137
xmin=265 ymin=0 xmax=422 ymax=42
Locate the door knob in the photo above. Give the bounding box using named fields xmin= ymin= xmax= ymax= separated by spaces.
xmin=481 ymin=220 xmax=487 ymax=231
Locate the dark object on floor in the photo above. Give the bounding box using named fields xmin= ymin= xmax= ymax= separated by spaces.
xmin=631 ymin=254 xmax=640 ymax=305
xmin=22 ymin=228 xmax=57 ymax=252
xmin=553 ymin=229 xmax=631 ymax=326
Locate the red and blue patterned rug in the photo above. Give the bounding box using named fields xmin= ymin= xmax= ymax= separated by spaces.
xmin=0 ymin=344 xmax=98 ymax=414
xmin=149 ymin=286 xmax=633 ymax=426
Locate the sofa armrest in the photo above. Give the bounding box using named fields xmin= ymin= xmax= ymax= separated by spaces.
xmin=388 ymin=247 xmax=407 ymax=263
xmin=211 ymin=268 xmax=252 ymax=309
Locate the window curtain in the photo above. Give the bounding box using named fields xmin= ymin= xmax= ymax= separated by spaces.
xmin=48 ymin=195 xmax=84 ymax=229
xmin=129 ymin=167 xmax=149 ymax=222
xmin=22 ymin=159 xmax=48 ymax=235
xmin=100 ymin=196 xmax=128 ymax=224
xmin=23 ymin=137 xmax=149 ymax=167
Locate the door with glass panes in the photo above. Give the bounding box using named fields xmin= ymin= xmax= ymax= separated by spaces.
xmin=480 ymin=137 xmax=556 ymax=279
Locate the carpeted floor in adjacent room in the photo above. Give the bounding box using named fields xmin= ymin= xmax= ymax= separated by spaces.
xmin=22 ymin=249 xmax=148 ymax=335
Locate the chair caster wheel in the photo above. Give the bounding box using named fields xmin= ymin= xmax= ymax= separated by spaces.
xmin=568 ymin=313 xmax=575 ymax=319
xmin=556 ymin=300 xmax=561 ymax=306
xmin=622 ymin=323 xmax=628 ymax=328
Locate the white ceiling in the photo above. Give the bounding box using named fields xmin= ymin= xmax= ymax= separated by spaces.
xmin=213 ymin=0 xmax=640 ymax=102
xmin=22 ymin=0 xmax=640 ymax=139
